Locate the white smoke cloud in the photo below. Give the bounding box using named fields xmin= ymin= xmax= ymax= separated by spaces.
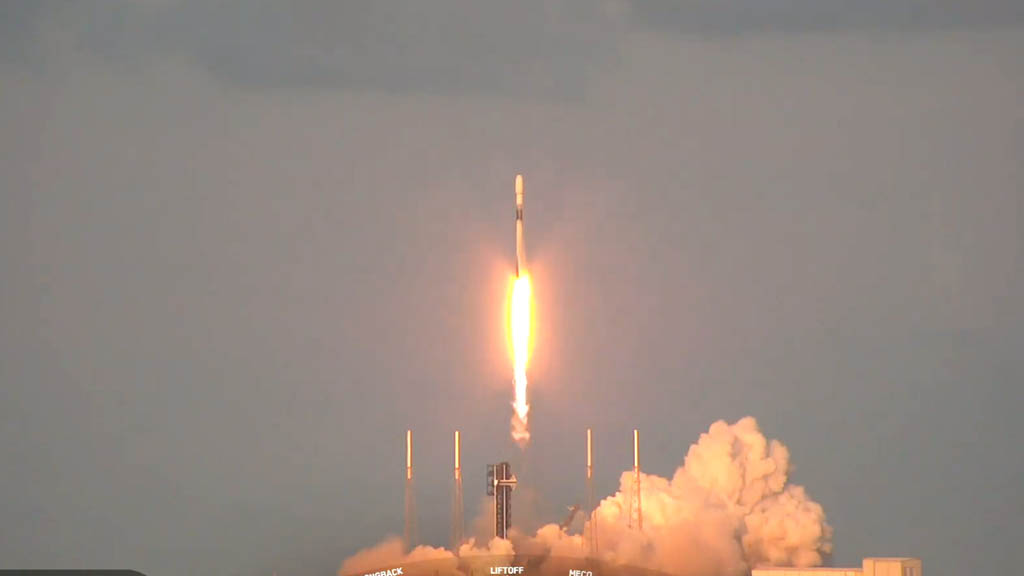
xmin=458 ymin=536 xmax=515 ymax=558
xmin=340 ymin=417 xmax=832 ymax=576
xmin=338 ymin=537 xmax=455 ymax=575
xmin=535 ymin=416 xmax=834 ymax=575
xmin=743 ymin=485 xmax=833 ymax=567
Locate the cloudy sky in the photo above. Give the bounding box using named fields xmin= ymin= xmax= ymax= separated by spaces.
xmin=1 ymin=2 xmax=1021 ymax=575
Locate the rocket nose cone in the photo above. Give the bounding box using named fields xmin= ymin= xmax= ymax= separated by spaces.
xmin=515 ymin=174 xmax=524 ymax=199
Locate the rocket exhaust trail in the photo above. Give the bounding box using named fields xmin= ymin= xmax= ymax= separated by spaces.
xmin=510 ymin=174 xmax=532 ymax=447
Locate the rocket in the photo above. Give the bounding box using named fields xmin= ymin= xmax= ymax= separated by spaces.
xmin=515 ymin=174 xmax=526 ymax=277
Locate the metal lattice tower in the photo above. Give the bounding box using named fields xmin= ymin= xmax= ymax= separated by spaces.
xmin=487 ymin=461 xmax=517 ymax=539
xmin=627 ymin=429 xmax=643 ymax=531
xmin=404 ymin=430 xmax=417 ymax=550
xmin=452 ymin=430 xmax=464 ymax=552
xmin=587 ymin=428 xmax=599 ymax=555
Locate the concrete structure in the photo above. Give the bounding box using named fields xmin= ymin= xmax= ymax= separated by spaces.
xmin=752 ymin=569 xmax=863 ymax=576
xmin=753 ymin=558 xmax=922 ymax=576
xmin=862 ymin=558 xmax=922 ymax=576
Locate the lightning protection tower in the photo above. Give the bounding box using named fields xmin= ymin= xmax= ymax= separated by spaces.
xmin=487 ymin=461 xmax=517 ymax=539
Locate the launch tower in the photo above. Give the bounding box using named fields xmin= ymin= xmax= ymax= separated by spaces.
xmin=627 ymin=429 xmax=643 ymax=531
xmin=452 ymin=430 xmax=464 ymax=551
xmin=405 ymin=430 xmax=417 ymax=549
xmin=487 ymin=461 xmax=517 ymax=539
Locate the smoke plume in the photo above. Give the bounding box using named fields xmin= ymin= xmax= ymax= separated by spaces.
xmin=340 ymin=417 xmax=832 ymax=576
xmin=339 ymin=537 xmax=455 ymax=574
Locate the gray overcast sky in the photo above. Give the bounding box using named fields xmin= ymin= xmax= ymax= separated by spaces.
xmin=1 ymin=2 xmax=1021 ymax=575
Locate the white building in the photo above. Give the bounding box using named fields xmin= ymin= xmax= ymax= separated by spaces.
xmin=752 ymin=558 xmax=922 ymax=576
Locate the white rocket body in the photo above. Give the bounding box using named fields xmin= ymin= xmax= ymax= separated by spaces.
xmin=515 ymin=174 xmax=525 ymax=277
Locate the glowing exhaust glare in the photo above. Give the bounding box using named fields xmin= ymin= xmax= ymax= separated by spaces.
xmin=510 ymin=273 xmax=532 ymax=447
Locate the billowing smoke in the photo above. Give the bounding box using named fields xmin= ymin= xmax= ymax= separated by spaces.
xmin=338 ymin=536 xmax=511 ymax=576
xmin=457 ymin=537 xmax=515 ymax=557
xmin=338 ymin=537 xmax=454 ymax=574
xmin=340 ymin=417 xmax=832 ymax=576
xmin=458 ymin=536 xmax=516 ymax=574
xmin=521 ymin=417 xmax=833 ymax=575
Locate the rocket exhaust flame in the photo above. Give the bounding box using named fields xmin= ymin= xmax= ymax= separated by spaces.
xmin=510 ymin=273 xmax=532 ymax=446
xmin=510 ymin=174 xmax=532 ymax=447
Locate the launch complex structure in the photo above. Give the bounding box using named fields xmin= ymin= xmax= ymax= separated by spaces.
xmin=390 ymin=175 xmax=920 ymax=575
xmin=401 ymin=176 xmax=644 ymax=554
xmin=401 ymin=428 xmax=643 ymax=554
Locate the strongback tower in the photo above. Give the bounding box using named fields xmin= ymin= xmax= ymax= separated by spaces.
xmin=487 ymin=461 xmax=517 ymax=539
